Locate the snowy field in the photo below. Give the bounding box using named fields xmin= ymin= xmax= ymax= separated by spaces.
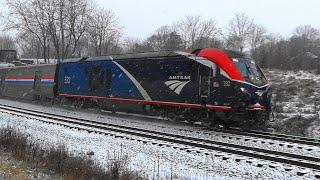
xmin=0 ymin=101 xmax=319 ymax=179
xmin=269 ymin=69 xmax=320 ymax=138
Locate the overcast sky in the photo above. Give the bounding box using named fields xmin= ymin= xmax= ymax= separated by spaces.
xmin=95 ymin=0 xmax=320 ymax=39
xmin=1 ymin=0 xmax=320 ymax=39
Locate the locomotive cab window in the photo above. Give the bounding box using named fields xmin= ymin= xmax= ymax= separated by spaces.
xmin=232 ymin=58 xmax=267 ymax=86
xmin=211 ymin=64 xmax=217 ymax=77
xmin=104 ymin=69 xmax=112 ymax=89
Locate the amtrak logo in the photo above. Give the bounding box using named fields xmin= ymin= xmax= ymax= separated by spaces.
xmin=255 ymin=91 xmax=264 ymax=97
xmin=165 ymin=76 xmax=191 ymax=95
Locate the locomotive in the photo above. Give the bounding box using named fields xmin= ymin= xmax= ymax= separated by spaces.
xmin=0 ymin=48 xmax=272 ymax=129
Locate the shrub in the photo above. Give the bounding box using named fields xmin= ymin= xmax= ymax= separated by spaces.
xmin=0 ymin=126 xmax=141 ymax=179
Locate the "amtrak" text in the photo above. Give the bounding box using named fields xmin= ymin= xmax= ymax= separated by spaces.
xmin=169 ymin=75 xmax=191 ymax=80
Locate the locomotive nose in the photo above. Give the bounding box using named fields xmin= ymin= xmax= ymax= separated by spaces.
xmin=250 ymin=87 xmax=272 ymax=110
xmin=237 ymin=85 xmax=271 ymax=110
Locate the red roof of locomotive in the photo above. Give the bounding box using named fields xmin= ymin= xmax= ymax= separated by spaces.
xmin=197 ymin=48 xmax=244 ymax=81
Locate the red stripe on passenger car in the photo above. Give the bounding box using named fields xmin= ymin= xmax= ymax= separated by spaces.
xmin=5 ymin=75 xmax=54 ymax=80
xmin=42 ymin=75 xmax=55 ymax=79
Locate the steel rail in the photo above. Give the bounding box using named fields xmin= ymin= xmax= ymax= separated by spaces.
xmin=212 ymin=128 xmax=320 ymax=147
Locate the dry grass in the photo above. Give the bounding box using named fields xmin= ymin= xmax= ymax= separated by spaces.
xmin=272 ymin=115 xmax=318 ymax=136
xmin=0 ymin=126 xmax=141 ymax=180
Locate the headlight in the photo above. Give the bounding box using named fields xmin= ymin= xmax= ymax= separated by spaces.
xmin=239 ymin=87 xmax=251 ymax=97
xmin=240 ymin=87 xmax=249 ymax=93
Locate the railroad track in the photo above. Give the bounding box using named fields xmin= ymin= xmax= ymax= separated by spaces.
xmin=0 ymin=104 xmax=320 ymax=174
xmin=102 ymin=108 xmax=320 ymax=148
xmin=211 ymin=128 xmax=320 ymax=147
xmin=4 ymin=99 xmax=319 ymax=147
xmin=77 ymin=104 xmax=320 ymax=147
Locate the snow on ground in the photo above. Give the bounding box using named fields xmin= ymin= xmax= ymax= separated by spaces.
xmin=281 ymin=70 xmax=320 ymax=81
xmin=269 ymin=69 xmax=320 ymax=138
xmin=0 ymin=108 xmax=319 ymax=179
xmin=0 ymin=99 xmax=319 ymax=159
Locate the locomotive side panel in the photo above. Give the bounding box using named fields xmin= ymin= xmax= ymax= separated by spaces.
xmin=115 ymin=56 xmax=200 ymax=104
xmin=58 ymin=60 xmax=145 ymax=100
xmin=58 ymin=56 xmax=206 ymax=105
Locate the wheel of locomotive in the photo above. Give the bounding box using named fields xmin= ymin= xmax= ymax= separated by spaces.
xmin=218 ymin=111 xmax=233 ymax=129
xmin=198 ymin=109 xmax=214 ymax=127
xmin=239 ymin=111 xmax=269 ymax=130
xmin=60 ymin=97 xmax=74 ymax=107
xmin=201 ymin=111 xmax=218 ymax=127
xmin=166 ymin=108 xmax=179 ymax=121
xmin=158 ymin=106 xmax=168 ymax=120
xmin=184 ymin=109 xmax=199 ymax=124
xmin=72 ymin=99 xmax=84 ymax=109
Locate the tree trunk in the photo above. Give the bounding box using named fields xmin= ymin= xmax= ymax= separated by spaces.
xmin=60 ymin=0 xmax=65 ymax=61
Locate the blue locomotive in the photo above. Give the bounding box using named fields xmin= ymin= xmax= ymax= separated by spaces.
xmin=0 ymin=48 xmax=272 ymax=129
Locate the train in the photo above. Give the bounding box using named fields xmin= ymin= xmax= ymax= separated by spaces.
xmin=0 ymin=48 xmax=272 ymax=129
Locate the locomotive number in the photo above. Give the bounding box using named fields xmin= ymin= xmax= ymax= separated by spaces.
xmin=64 ymin=76 xmax=71 ymax=84
xmin=223 ymin=81 xmax=230 ymax=87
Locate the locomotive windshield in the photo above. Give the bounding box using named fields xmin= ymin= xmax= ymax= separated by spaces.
xmin=232 ymin=58 xmax=267 ymax=86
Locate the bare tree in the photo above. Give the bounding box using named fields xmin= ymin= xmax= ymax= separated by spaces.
xmin=122 ymin=37 xmax=153 ymax=53
xmin=87 ymin=8 xmax=121 ymax=56
xmin=4 ymin=0 xmax=93 ymax=61
xmin=122 ymin=37 xmax=140 ymax=53
xmin=251 ymin=34 xmax=287 ymax=68
xmin=174 ymin=15 xmax=221 ymax=49
xmin=122 ymin=26 xmax=184 ymax=52
xmin=16 ymin=31 xmax=42 ymax=58
xmin=5 ymin=0 xmax=51 ymax=61
xmin=249 ymin=24 xmax=267 ymax=51
xmin=145 ymin=25 xmax=183 ymax=51
xmin=227 ymin=13 xmax=254 ymax=52
xmin=252 ymin=25 xmax=320 ymax=72
xmin=47 ymin=0 xmax=92 ymax=60
xmin=0 ymin=34 xmax=16 ymax=50
xmin=122 ymin=16 xmax=222 ymax=52
xmin=293 ymin=25 xmax=320 ymax=40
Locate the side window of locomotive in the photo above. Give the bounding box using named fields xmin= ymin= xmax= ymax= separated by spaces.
xmin=99 ymin=70 xmax=105 ymax=86
xmin=104 ymin=69 xmax=112 ymax=89
xmin=87 ymin=68 xmax=94 ymax=92
xmin=168 ymin=60 xmax=183 ymax=75
xmin=211 ymin=64 xmax=217 ymax=77
xmin=92 ymin=64 xmax=104 ymax=92
xmin=215 ymin=67 xmax=220 ymax=79
xmin=188 ymin=63 xmax=197 ymax=73
xmin=158 ymin=60 xmax=163 ymax=68
xmin=162 ymin=60 xmax=184 ymax=75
